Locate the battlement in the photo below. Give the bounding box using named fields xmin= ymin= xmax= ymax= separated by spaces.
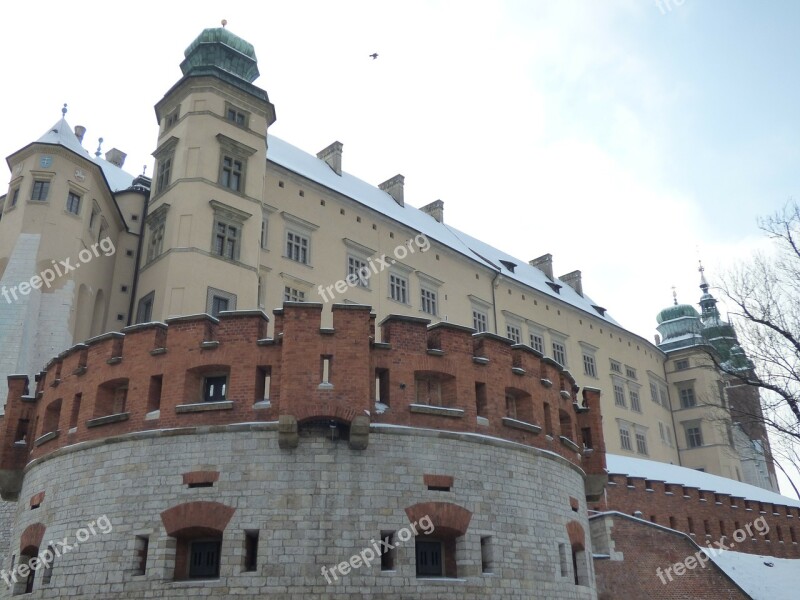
xmin=590 ymin=472 xmax=800 ymax=558
xmin=0 ymin=304 xmax=606 ymax=500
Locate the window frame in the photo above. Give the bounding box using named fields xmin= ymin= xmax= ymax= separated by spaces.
xmin=389 ymin=272 xmax=409 ymax=305
xmin=283 ymin=286 xmax=306 ymax=302
xmin=66 ymin=191 xmax=82 ymax=215
xmin=420 ymin=287 xmax=438 ymax=316
xmin=216 ymin=133 xmax=257 ymax=197
xmin=285 ymin=230 xmax=310 ymax=265
xmin=136 ymin=291 xmax=155 ymax=324
xmin=188 ymin=538 xmax=222 ymax=579
xmin=619 ymin=424 xmax=632 ymax=451
xmin=30 ymin=179 xmax=51 ymax=202
xmin=206 ymin=287 xmax=237 ymax=316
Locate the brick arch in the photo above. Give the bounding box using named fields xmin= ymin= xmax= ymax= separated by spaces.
xmin=567 ymin=520 xmax=585 ymax=550
xmin=292 ymin=402 xmax=360 ymax=425
xmin=405 ymin=501 xmax=472 ymax=537
xmin=20 ymin=522 xmax=46 ymax=553
xmin=160 ymin=501 xmax=235 ymax=537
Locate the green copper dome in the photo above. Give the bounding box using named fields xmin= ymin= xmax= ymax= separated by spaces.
xmin=656 ymin=303 xmax=699 ymax=324
xmin=180 ymin=27 xmax=259 ymax=83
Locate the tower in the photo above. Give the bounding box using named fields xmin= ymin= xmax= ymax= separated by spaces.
xmin=0 ymin=106 xmax=145 ymax=412
xmin=134 ymin=25 xmax=276 ymax=322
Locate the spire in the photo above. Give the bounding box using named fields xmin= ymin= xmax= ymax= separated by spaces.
xmin=699 ymin=260 xmax=709 ymax=294
xmin=95 ymin=137 xmax=104 ymax=158
xmin=61 ymin=103 xmax=68 ymax=117
xmin=671 ymin=285 xmax=678 ymax=306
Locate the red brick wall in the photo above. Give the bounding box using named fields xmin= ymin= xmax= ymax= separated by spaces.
xmin=0 ymin=304 xmax=605 ymax=486
xmin=591 ymin=474 xmax=800 ymax=558
xmin=592 ymin=514 xmax=751 ymax=600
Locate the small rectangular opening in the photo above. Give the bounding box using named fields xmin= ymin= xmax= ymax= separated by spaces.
xmin=69 ymin=394 xmax=82 ymax=429
xmin=480 ymin=536 xmax=493 ymax=573
xmin=135 ymin=536 xmax=149 ymax=576
xmin=427 ymin=485 xmax=451 ymax=492
xmin=687 ymin=517 xmax=695 ymax=534
xmin=380 ymin=531 xmax=395 ymax=571
xmin=256 ymin=366 xmax=271 ymax=401
xmin=148 ymin=375 xmax=163 ymax=413
xmin=321 ymin=356 xmax=332 ymax=385
xmin=475 ymin=382 xmax=488 ymax=418
xmin=188 ymin=482 xmax=214 ymax=489
xmin=375 ymin=368 xmax=390 ymax=405
xmin=558 ymin=542 xmax=568 ymax=577
xmin=244 ymin=530 xmax=259 ymax=572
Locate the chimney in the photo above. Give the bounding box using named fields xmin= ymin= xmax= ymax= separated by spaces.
xmin=74 ymin=125 xmax=86 ymax=144
xmin=105 ymin=148 xmax=127 ymax=168
xmin=529 ymin=254 xmax=553 ymax=280
xmin=379 ymin=174 xmax=405 ymax=207
xmin=317 ymin=141 xmax=343 ymax=175
xmin=559 ymin=270 xmax=583 ymax=297
xmin=654 ymin=334 xmax=662 ymax=345
xmin=420 ymin=200 xmax=444 ymax=223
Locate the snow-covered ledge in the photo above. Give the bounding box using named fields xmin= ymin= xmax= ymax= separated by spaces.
xmin=409 ymin=404 xmax=464 ymax=418
xmin=502 ymin=417 xmax=542 ymax=434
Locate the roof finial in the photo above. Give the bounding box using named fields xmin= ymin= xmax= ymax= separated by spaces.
xmin=672 ymin=285 xmax=678 ymax=306
xmin=62 ymin=103 xmax=68 ymax=117
xmin=95 ymin=137 xmax=104 ymax=158
xmin=221 ymin=19 xmax=227 ymax=28
xmin=698 ymin=259 xmax=709 ymax=293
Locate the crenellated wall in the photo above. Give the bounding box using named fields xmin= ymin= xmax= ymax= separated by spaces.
xmin=590 ymin=473 xmax=800 ymax=558
xmin=0 ymin=303 xmax=606 ymax=503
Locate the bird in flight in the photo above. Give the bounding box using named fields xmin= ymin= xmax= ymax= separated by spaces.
xmin=369 ymin=53 xmax=379 ymax=60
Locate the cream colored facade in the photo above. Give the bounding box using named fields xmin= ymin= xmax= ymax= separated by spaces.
xmin=0 ymin=26 xmax=775 ymax=490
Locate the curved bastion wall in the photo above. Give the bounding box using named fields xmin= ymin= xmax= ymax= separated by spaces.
xmin=0 ymin=303 xmax=606 ymax=598
xmin=2 ymin=424 xmax=595 ymax=599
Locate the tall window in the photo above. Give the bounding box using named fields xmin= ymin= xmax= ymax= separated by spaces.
xmin=530 ymin=333 xmax=544 ymax=354
xmin=260 ymin=217 xmax=268 ymax=249
xmin=420 ymin=288 xmax=437 ymax=316
xmin=136 ymin=292 xmax=155 ymax=324
xmin=630 ymin=390 xmax=641 ymax=412
xmin=9 ymin=187 xmax=20 ymax=207
xmin=214 ymin=221 xmax=239 ymax=260
xmin=284 ymin=286 xmax=305 ymax=302
xmin=613 ymin=383 xmax=626 ymax=407
xmin=686 ymin=424 xmax=703 ymax=448
xmin=583 ymin=354 xmax=597 ymax=377
xmin=679 ymin=386 xmax=696 ymax=408
xmin=66 ymin=192 xmax=81 ymax=215
xmin=619 ymin=426 xmax=632 ymax=451
xmin=286 ymin=231 xmax=309 ymax=264
xmin=635 ymin=432 xmax=648 ymax=455
xmin=347 ymin=256 xmax=370 ymax=287
xmin=506 ymin=325 xmax=521 ymax=344
xmin=552 ymin=341 xmax=566 ymax=366
xmin=390 ymin=274 xmax=408 ymax=304
xmin=147 ymin=223 xmax=165 ymax=262
xmin=472 ymin=310 xmax=488 ymax=333
xmin=31 ymin=180 xmax=50 ymax=201
xmin=220 ymin=156 xmax=243 ymax=192
xmin=650 ymin=382 xmax=658 ymax=403
xmin=415 ymin=376 xmax=442 ymax=406
xmin=156 ymin=156 xmax=172 ymax=193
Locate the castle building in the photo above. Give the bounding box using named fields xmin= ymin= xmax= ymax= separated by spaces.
xmin=0 ymin=25 xmax=796 ymax=599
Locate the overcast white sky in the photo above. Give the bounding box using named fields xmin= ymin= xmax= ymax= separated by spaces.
xmin=2 ymin=1 xmax=798 ymax=491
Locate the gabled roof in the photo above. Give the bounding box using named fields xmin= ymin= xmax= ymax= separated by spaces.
xmin=32 ymin=117 xmax=135 ymax=192
xmin=266 ymin=134 xmax=622 ymax=327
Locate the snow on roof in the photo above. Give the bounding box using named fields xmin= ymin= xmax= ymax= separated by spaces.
xmin=35 ymin=118 xmax=135 ymax=192
xmin=266 ymin=134 xmax=621 ymax=327
xmin=703 ymin=550 xmax=800 ymax=600
xmin=607 ymin=453 xmax=800 ymax=508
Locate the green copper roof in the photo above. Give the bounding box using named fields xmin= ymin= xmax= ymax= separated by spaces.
xmin=656 ymin=303 xmax=699 ymax=324
xmin=181 ymin=27 xmax=259 ymax=83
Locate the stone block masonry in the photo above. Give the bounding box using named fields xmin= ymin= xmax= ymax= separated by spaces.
xmin=4 ymin=425 xmax=595 ymax=599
